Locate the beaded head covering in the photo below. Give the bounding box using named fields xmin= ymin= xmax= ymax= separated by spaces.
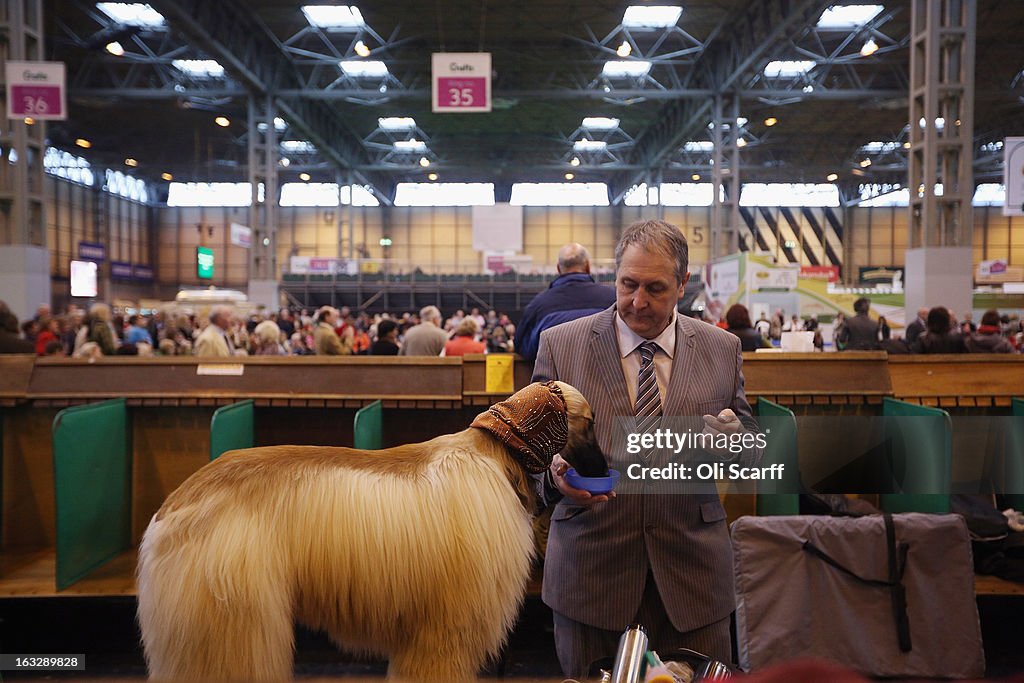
xmin=471 ymin=381 xmax=568 ymax=473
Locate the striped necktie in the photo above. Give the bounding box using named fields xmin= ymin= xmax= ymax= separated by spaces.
xmin=634 ymin=341 xmax=662 ymax=459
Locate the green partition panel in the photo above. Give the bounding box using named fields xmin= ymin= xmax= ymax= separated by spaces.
xmin=880 ymin=398 xmax=951 ymax=514
xmin=756 ymin=398 xmax=800 ymax=515
xmin=354 ymin=400 xmax=383 ymax=451
xmin=52 ymin=398 xmax=131 ymax=590
xmin=1006 ymin=398 xmax=1024 ymax=511
xmin=210 ymin=400 xmax=254 ymax=461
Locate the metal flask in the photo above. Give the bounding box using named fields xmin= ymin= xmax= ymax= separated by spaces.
xmin=610 ymin=624 xmax=648 ymax=683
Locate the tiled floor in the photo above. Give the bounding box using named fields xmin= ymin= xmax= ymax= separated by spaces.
xmin=1 ymin=594 xmax=1022 ymax=680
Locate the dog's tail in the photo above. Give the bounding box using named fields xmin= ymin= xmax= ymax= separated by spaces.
xmin=137 ymin=508 xmax=295 ymax=681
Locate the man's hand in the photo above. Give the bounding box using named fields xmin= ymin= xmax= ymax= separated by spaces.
xmin=700 ymin=408 xmax=743 ymax=459
xmin=549 ymin=453 xmax=615 ymax=506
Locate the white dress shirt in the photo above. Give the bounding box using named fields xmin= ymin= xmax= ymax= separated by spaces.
xmin=615 ymin=309 xmax=677 ymax=408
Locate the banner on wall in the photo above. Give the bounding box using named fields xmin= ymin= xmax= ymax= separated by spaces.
xmin=6 ymin=61 xmax=66 ymax=120
xmin=133 ymin=264 xmax=154 ymax=281
xmin=230 ymin=223 xmax=252 ymax=249
xmin=858 ymin=266 xmax=904 ymax=285
xmin=288 ymin=256 xmax=357 ymax=275
xmin=110 ymin=261 xmax=133 ymax=279
xmin=748 ymin=262 xmax=798 ymax=291
xmin=78 ymin=241 xmax=105 ymax=262
xmin=799 ymin=265 xmax=840 ymax=283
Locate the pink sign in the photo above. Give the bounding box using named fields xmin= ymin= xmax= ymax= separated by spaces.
xmin=436 ymin=77 xmax=487 ymax=109
xmin=9 ymin=85 xmax=62 ymax=117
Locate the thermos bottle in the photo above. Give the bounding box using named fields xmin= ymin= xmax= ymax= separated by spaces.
xmin=610 ymin=624 xmax=648 ymax=683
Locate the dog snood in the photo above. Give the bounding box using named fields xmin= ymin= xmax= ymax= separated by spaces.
xmin=471 ymin=381 xmax=568 ymax=473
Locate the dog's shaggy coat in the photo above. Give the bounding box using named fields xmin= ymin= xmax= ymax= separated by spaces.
xmin=137 ymin=382 xmax=596 ymax=682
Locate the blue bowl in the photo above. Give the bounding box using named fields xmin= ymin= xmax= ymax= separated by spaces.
xmin=565 ymin=467 xmax=621 ymax=495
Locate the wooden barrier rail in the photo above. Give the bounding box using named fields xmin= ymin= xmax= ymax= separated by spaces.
xmin=2 ymin=352 xmax=1022 ymax=597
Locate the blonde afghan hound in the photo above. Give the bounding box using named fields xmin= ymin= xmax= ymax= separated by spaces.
xmin=137 ymin=381 xmax=601 ymax=682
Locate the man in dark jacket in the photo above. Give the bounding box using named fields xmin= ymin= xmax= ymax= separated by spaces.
xmin=0 ymin=301 xmax=34 ymax=354
xmin=838 ymin=297 xmax=880 ymax=350
xmin=905 ymin=307 xmax=928 ymax=343
xmin=516 ymin=242 xmax=615 ymax=362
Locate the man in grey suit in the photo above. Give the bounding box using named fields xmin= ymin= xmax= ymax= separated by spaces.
xmin=398 ymin=305 xmax=448 ymax=356
xmin=533 ymin=219 xmax=761 ymax=677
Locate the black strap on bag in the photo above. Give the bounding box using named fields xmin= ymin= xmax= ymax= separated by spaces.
xmin=801 ymin=513 xmax=912 ymax=653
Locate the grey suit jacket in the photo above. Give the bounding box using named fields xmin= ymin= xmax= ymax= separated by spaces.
xmin=533 ymin=306 xmax=759 ymax=632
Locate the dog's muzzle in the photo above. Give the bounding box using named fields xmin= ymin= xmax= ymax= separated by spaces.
xmin=471 ymin=381 xmax=568 ymax=473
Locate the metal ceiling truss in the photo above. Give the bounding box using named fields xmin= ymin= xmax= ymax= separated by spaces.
xmin=362 ymin=121 xmax=437 ymax=168
xmin=608 ymin=0 xmax=836 ymax=203
xmin=139 ymin=0 xmax=394 ymax=203
xmin=560 ymin=122 xmax=634 ymax=167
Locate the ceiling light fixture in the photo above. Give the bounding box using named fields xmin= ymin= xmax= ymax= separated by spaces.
xmin=827 ymin=173 xmax=839 ymax=182
xmin=214 ymin=116 xmax=230 ymax=127
xmin=621 ymin=5 xmax=683 ymax=29
xmin=378 ymin=117 xmax=416 ymax=131
xmin=105 ymin=41 xmax=125 ymax=56
xmin=339 ymin=60 xmax=389 ymax=78
xmin=161 ymin=172 xmax=173 ymax=181
xmin=570 ymin=157 xmax=581 ymax=167
xmin=419 ymin=156 xmax=430 ymax=167
xmin=125 ymin=157 xmax=138 ymax=167
xmin=736 ymin=138 xmax=748 ymax=147
xmin=763 ymin=60 xmax=816 ymax=78
xmin=280 ymin=158 xmax=291 ymax=167
xmin=428 ymin=172 xmax=438 ymax=181
xmin=23 ymin=117 xmax=35 ymax=125
xmin=172 ymin=59 xmax=225 ymax=78
xmin=354 ymin=40 xmax=371 ymax=57
xmin=816 ymin=4 xmax=884 ymax=29
xmin=75 ymin=138 xmax=92 ymax=149
xmin=582 ymin=117 xmax=620 ymax=131
xmin=859 ymin=38 xmax=879 ymax=56
xmin=903 ymin=142 xmax=911 ymax=149
xmin=301 ymin=5 xmax=365 ymax=30
xmin=393 ymin=139 xmax=427 ymax=153
xmin=96 ymin=2 xmax=167 ymax=28
xmin=691 ymin=174 xmax=701 ymax=181
xmin=565 ymin=172 xmax=575 ymax=180
xmin=299 ymin=172 xmax=311 ymax=181
xmin=601 ymin=60 xmax=652 ymax=79
xmin=616 ymin=41 xmax=632 ymax=57
xmin=764 ymin=116 xmax=778 ymax=127
xmin=573 ymin=140 xmax=608 ymax=153
xmin=859 ymin=158 xmax=872 ymax=167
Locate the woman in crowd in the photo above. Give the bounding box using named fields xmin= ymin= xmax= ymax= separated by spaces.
xmin=443 ymin=318 xmax=486 ymax=356
xmin=965 ymin=309 xmax=1014 ymax=353
xmin=725 ymin=303 xmax=771 ymax=352
xmin=370 ymin=319 xmax=400 ymax=356
xmin=253 ymin=320 xmax=287 ymax=355
xmin=911 ymin=306 xmax=966 ymax=354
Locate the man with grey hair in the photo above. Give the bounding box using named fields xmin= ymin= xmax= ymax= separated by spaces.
xmin=516 ymin=242 xmax=615 ymax=362
xmin=533 ymin=219 xmax=761 ymax=676
xmin=398 ymin=305 xmax=448 ymax=356
xmin=194 ymin=305 xmax=235 ymax=357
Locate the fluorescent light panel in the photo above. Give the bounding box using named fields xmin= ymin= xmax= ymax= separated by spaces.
xmin=860 ymin=141 xmax=901 ymax=153
xmin=392 ymin=140 xmax=427 ymax=153
xmin=301 ymin=5 xmax=365 ymax=30
xmin=172 ymin=59 xmax=225 ymax=78
xmin=601 ymin=60 xmax=652 ymax=78
xmin=96 ymin=2 xmax=166 ymax=27
xmin=740 ymin=183 xmax=839 ymax=207
xmin=378 ymin=117 xmax=417 ymax=131
xmin=621 ymin=5 xmax=683 ymax=29
xmin=339 ymin=60 xmax=389 ymax=78
xmin=683 ymin=141 xmax=714 ymax=153
xmin=816 ymin=4 xmax=884 ymax=29
xmin=582 ymin=117 xmax=620 ymax=131
xmin=167 ymin=182 xmax=252 ymax=207
xmin=280 ymin=140 xmax=317 ymax=154
xmin=573 ymin=140 xmax=608 ymax=153
xmin=763 ymin=60 xmax=816 ymax=78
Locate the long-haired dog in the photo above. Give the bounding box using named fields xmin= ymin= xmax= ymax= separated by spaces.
xmin=137 ymin=381 xmax=602 ymax=682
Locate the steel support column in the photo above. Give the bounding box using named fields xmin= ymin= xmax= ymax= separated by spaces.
xmin=908 ymin=0 xmax=975 ymax=247
xmin=248 ymin=96 xmax=278 ymax=282
xmin=711 ymin=94 xmax=741 ymax=258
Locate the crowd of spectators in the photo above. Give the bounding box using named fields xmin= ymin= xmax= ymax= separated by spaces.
xmin=722 ymin=299 xmax=1024 ymax=354
xmin=0 ymin=300 xmax=519 ymax=359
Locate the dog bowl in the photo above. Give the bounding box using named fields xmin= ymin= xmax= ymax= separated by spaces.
xmin=565 ymin=467 xmax=621 ymax=495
